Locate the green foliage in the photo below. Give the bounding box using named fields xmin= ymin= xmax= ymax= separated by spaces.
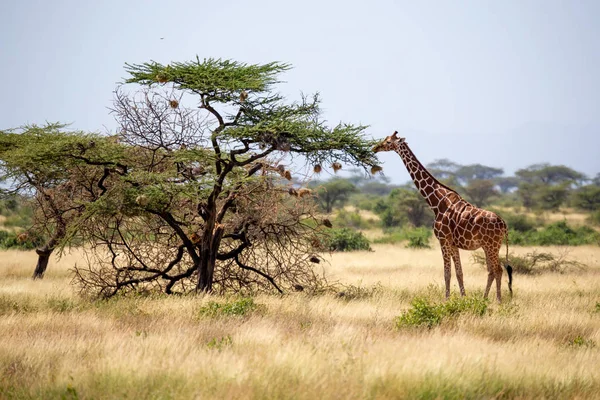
xmin=373 ymin=227 xmax=432 ymax=248
xmin=566 ymin=335 xmax=596 ymax=349
xmin=0 ymin=230 xmax=42 ymax=250
xmin=313 ymin=178 xmax=357 ymax=213
xmin=455 ymin=164 xmax=503 ymax=185
xmin=326 ymin=228 xmax=371 ymax=252
xmin=509 ymin=221 xmax=600 ymax=246
xmin=333 ymin=209 xmax=376 ymax=230
xmin=573 ymin=185 xmax=600 ymax=211
xmin=588 ymin=211 xmax=600 ymax=226
xmin=499 ymin=211 xmax=537 ymax=232
xmin=395 ymin=295 xmax=489 ymax=329
xmin=206 ymin=335 xmax=233 ymax=351
xmin=374 ymin=188 xmax=434 ymax=228
xmin=516 ymin=163 xmax=587 ymax=186
xmin=406 ymin=228 xmax=432 ymax=248
xmin=198 ymin=298 xmax=260 ymax=318
xmin=463 ymin=179 xmax=498 ymax=206
xmin=124 ymin=58 xmax=379 ymax=169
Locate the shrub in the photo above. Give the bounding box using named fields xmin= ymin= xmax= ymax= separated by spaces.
xmin=504 ymin=213 xmax=537 ymax=232
xmin=198 ymin=297 xmax=261 ymax=318
xmin=472 ymin=249 xmax=587 ymax=275
xmin=333 ymin=209 xmax=374 ymax=230
xmin=406 ymin=228 xmax=432 ymax=249
xmin=206 ymin=335 xmax=233 ymax=351
xmin=566 ymin=335 xmax=596 ymax=349
xmin=509 ymin=221 xmax=600 ymax=246
xmin=327 ymin=228 xmax=371 ymax=252
xmin=336 ymin=282 xmax=384 ymax=301
xmin=373 ymin=227 xmax=432 ymax=248
xmin=0 ymin=230 xmax=40 ymax=250
xmin=587 ymin=211 xmax=600 ymax=227
xmin=395 ymin=295 xmax=489 ymax=329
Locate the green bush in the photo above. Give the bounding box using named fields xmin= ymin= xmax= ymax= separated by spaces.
xmin=588 ymin=211 xmax=600 ymax=227
xmin=198 ymin=297 xmax=261 ymax=318
xmin=509 ymin=221 xmax=600 ymax=246
xmin=373 ymin=227 xmax=432 ymax=248
xmin=395 ymin=295 xmax=489 ymax=329
xmin=327 ymin=228 xmax=371 ymax=252
xmin=0 ymin=230 xmax=40 ymax=250
xmin=566 ymin=335 xmax=596 ymax=349
xmin=406 ymin=228 xmax=432 ymax=248
xmin=333 ymin=209 xmax=375 ymax=230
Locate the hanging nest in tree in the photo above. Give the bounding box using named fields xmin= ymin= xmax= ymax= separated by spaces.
xmin=240 ymin=90 xmax=248 ymax=103
xmin=155 ymin=72 xmax=168 ymax=83
xmin=310 ymin=237 xmax=321 ymax=248
xmin=277 ymin=140 xmax=291 ymax=152
xmin=135 ymin=195 xmax=149 ymax=207
xmin=190 ymin=233 xmax=201 ymax=244
xmin=298 ymin=188 xmax=312 ymax=198
xmin=313 ymin=164 xmax=322 ymax=174
xmin=16 ymin=233 xmax=28 ymax=243
xmin=169 ymin=99 xmax=179 ymax=108
xmin=322 ymin=218 xmax=333 ymax=228
xmin=284 ymin=170 xmax=292 ymax=181
xmin=332 ymin=162 xmax=342 ymax=173
xmin=371 ymin=165 xmax=383 ymax=175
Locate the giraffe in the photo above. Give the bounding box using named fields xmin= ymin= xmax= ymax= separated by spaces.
xmin=373 ymin=131 xmax=512 ymax=302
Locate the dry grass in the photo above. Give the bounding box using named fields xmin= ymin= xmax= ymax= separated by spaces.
xmin=1 ymin=244 xmax=600 ymax=399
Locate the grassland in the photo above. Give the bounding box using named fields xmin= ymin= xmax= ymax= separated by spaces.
xmin=1 ymin=243 xmax=600 ymax=399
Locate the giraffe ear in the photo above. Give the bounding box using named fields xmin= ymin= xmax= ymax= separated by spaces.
xmin=392 ymin=131 xmax=398 ymax=139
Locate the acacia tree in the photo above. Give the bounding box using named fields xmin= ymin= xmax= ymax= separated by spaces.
xmin=70 ymin=58 xmax=378 ymax=295
xmin=312 ymin=178 xmax=357 ymax=213
xmin=0 ymin=124 xmax=120 ymax=278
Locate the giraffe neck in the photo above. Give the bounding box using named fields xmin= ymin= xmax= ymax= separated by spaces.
xmin=394 ymin=141 xmax=459 ymax=215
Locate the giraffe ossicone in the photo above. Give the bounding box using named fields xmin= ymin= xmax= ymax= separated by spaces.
xmin=373 ymin=131 xmax=513 ymax=302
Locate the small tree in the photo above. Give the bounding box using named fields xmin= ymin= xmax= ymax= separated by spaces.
xmin=313 ymin=178 xmax=357 ymax=213
xmin=455 ymin=164 xmax=503 ymax=185
xmin=463 ymin=179 xmax=498 ymax=207
xmin=572 ymin=185 xmax=600 ymax=211
xmin=494 ymin=176 xmax=520 ymax=194
xmin=0 ymin=124 xmax=119 ymax=278
xmin=375 ymin=188 xmax=434 ymax=228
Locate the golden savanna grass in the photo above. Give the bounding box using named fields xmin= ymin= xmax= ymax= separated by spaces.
xmin=1 ymin=243 xmax=600 ymax=399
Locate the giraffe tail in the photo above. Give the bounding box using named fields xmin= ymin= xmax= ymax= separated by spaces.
xmin=504 ymin=231 xmax=513 ymax=296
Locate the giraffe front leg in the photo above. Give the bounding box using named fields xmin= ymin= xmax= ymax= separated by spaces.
xmin=450 ymin=247 xmax=466 ymax=296
xmin=441 ymin=243 xmax=452 ymax=299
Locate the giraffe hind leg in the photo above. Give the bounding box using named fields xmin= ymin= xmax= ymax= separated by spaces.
xmin=450 ymin=247 xmax=465 ymax=296
xmin=483 ymin=246 xmax=503 ymax=302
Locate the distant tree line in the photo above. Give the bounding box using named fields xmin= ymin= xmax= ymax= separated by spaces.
xmin=309 ymin=161 xmax=600 ymax=230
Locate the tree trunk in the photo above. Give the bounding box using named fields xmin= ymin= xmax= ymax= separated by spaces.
xmin=196 ymin=224 xmax=225 ymax=292
xmin=33 ymin=248 xmax=54 ymax=279
xmin=32 ymin=227 xmax=65 ymax=280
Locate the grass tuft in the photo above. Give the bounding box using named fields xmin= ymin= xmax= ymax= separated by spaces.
xmin=198 ymin=297 xmax=261 ymax=318
xmin=395 ymin=294 xmax=489 ymax=329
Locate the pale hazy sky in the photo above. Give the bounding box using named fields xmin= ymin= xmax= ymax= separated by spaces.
xmin=2 ymin=0 xmax=599 ymax=182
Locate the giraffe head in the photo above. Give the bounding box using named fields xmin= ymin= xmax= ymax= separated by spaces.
xmin=372 ymin=131 xmax=405 ymax=153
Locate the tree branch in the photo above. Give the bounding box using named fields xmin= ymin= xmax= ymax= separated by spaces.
xmin=234 ymin=255 xmax=283 ymax=294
